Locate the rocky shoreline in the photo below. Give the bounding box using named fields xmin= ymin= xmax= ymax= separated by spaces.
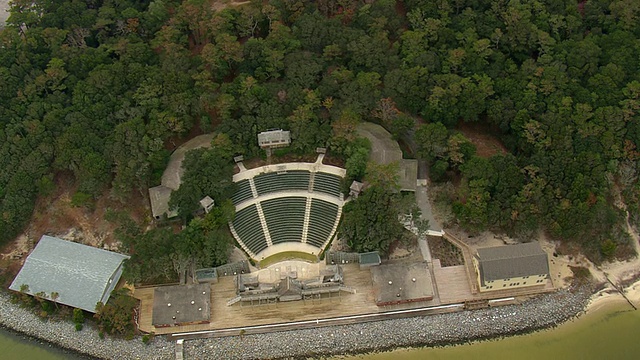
xmin=0 ymin=292 xmax=173 ymax=360
xmin=184 ymin=287 xmax=592 ymax=359
xmin=0 ymin=287 xmax=591 ymax=360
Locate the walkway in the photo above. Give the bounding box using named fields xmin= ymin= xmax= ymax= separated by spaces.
xmin=233 ymin=158 xmax=346 ymax=182
xmin=162 ymin=134 xmax=214 ymax=190
xmin=415 ymin=182 xmax=442 ymax=232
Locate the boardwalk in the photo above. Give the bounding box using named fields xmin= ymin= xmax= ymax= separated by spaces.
xmin=133 ymin=238 xmax=555 ymax=338
xmin=134 ymin=264 xmax=378 ymax=335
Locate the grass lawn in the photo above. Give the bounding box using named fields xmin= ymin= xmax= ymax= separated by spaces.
xmin=259 ymin=251 xmax=319 ymax=268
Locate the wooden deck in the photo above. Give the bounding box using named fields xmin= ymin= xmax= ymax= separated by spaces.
xmin=134 ymin=237 xmax=556 ymax=336
xmin=134 ymin=264 xmax=379 ymax=335
xmin=433 ymin=262 xmax=473 ymax=303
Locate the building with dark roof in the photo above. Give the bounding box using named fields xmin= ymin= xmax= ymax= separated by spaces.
xmin=152 ymin=283 xmax=211 ymax=328
xmin=473 ymin=242 xmax=550 ymax=292
xmin=370 ymin=262 xmax=434 ymax=306
xmin=9 ymin=235 xmax=129 ymax=312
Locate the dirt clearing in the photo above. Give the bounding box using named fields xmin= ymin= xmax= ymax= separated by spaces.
xmin=457 ymin=122 xmax=508 ymax=158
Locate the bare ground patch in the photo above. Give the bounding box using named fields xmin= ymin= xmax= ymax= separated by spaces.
xmin=457 ymin=122 xmax=508 ymax=158
xmin=427 ymin=235 xmax=463 ymax=267
xmin=1 ymin=173 xmax=150 ymax=279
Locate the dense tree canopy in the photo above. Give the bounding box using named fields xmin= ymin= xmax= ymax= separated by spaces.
xmin=1 ymin=0 xmax=640 ymax=262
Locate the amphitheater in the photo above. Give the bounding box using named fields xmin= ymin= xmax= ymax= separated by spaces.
xmin=230 ymin=155 xmax=345 ymax=261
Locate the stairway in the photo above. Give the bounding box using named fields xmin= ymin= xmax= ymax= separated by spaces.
xmin=301 ymin=197 xmax=312 ymax=243
xmin=255 ymin=203 xmax=273 ymax=246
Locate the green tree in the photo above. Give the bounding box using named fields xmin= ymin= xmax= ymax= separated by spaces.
xmin=94 ymin=289 xmax=137 ymax=338
xmin=169 ymin=134 xmax=236 ymax=219
xmin=340 ymin=185 xmax=404 ymax=255
xmin=415 ymin=122 xmax=449 ymax=162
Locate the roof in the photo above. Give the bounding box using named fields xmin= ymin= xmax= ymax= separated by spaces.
xmin=278 ymin=277 xmax=302 ymax=297
xmin=476 ymin=242 xmax=549 ymax=282
xmin=359 ymin=251 xmax=381 ymax=265
xmin=152 ymin=283 xmax=211 ymax=327
xmin=149 ymin=185 xmax=178 ymax=219
xmin=258 ymin=129 xmax=291 ymax=147
xmin=9 ymin=236 xmax=130 ymax=312
xmin=350 ymin=181 xmax=364 ymax=192
xmin=199 ymin=196 xmax=215 ymax=212
xmin=371 ymin=262 xmax=434 ymax=306
xmin=357 ymin=122 xmax=402 ymax=164
xmin=357 ymin=122 xmax=417 ymax=191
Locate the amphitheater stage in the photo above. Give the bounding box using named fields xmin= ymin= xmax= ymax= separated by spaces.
xmin=255 ymin=243 xmax=323 ymax=261
xmin=134 ymin=264 xmax=378 ymax=335
xmin=256 ymin=260 xmax=332 ymax=282
xmin=133 ymin=261 xmax=555 ymax=335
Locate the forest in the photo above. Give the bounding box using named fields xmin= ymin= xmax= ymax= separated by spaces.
xmin=1 ymin=0 xmax=640 ymax=274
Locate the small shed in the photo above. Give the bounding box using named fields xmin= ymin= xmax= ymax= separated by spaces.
xmin=349 ymin=181 xmax=365 ymax=199
xmin=199 ymin=196 xmax=215 ymax=214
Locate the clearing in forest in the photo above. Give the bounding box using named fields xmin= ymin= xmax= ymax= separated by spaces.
xmin=457 ymin=122 xmax=508 ymax=158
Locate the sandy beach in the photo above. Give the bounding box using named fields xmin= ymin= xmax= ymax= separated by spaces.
xmin=586 ymin=278 xmax=640 ymax=313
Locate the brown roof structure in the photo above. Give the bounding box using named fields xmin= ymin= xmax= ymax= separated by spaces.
xmin=152 ymin=283 xmax=211 ymax=328
xmin=476 ymin=242 xmax=549 ymax=283
xmin=371 ymin=262 xmax=434 ymax=306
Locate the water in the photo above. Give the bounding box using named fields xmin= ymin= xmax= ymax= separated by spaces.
xmin=0 ymin=327 xmax=83 ymax=360
xmin=344 ymin=301 xmax=640 ymax=360
xmin=1 ymin=301 xmax=637 ymax=360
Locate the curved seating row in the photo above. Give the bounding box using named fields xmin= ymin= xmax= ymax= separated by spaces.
xmin=232 ymin=179 xmax=253 ymax=205
xmin=232 ymin=205 xmax=268 ymax=254
xmin=261 ymin=197 xmax=306 ymax=244
xmin=307 ymin=199 xmax=339 ymax=248
xmin=254 ymin=171 xmax=310 ymax=196
xmin=312 ymin=172 xmax=342 ymax=198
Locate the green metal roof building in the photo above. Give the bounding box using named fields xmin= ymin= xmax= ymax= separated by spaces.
xmin=9 ymin=235 xmax=130 ymax=312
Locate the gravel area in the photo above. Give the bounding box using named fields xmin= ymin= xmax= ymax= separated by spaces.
xmin=0 ymin=292 xmax=173 ymax=360
xmin=0 ymin=287 xmax=591 ymax=360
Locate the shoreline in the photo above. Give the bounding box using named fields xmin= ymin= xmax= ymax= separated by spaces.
xmin=584 ymin=278 xmax=640 ymax=314
xmin=0 ymin=292 xmax=174 ymax=360
xmin=0 ymin=279 xmax=636 ymax=360
xmin=0 ymin=322 xmax=97 ymax=360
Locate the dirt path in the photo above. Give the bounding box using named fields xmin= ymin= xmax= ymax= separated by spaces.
xmin=162 ymin=133 xmax=214 ymax=190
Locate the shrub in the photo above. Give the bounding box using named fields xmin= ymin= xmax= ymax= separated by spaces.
xmin=73 ymin=308 xmax=85 ymax=324
xmin=601 ymin=239 xmax=617 ymax=258
xmin=71 ymin=192 xmax=94 ymax=209
xmin=75 ymin=323 xmax=83 ymax=331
